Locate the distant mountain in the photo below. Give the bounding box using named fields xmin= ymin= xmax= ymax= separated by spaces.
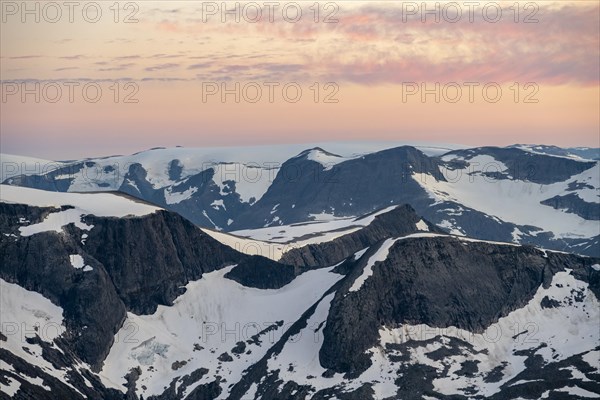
xmin=2 ymin=144 xmax=599 ymax=258
xmin=510 ymin=144 xmax=600 ymax=161
xmin=1 ymin=186 xmax=598 ymax=399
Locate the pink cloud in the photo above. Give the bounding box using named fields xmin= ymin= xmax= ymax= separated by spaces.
xmin=145 ymin=2 xmax=599 ymax=86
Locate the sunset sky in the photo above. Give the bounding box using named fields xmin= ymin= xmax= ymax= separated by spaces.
xmin=1 ymin=1 xmax=599 ymax=159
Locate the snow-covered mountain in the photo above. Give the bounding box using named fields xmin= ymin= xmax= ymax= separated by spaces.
xmin=1 ymin=186 xmax=598 ymax=399
xmin=0 ymin=142 xmax=462 ymax=228
xmin=510 ymin=144 xmax=600 ymax=161
xmin=4 ymin=143 xmax=596 ymax=257
xmin=0 ymin=186 xmax=298 ymax=398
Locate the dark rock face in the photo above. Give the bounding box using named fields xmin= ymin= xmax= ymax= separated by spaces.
xmin=80 ymin=210 xmax=243 ymax=315
xmin=0 ymin=202 xmax=287 ymax=372
xmin=118 ymin=163 xmax=164 ymax=204
xmin=541 ymin=193 xmax=600 ymax=220
xmin=280 ymin=204 xmax=443 ymax=268
xmin=233 ymin=146 xmax=442 ymax=229
xmin=118 ymin=162 xmax=253 ymax=231
xmin=319 ymin=236 xmax=599 ymax=376
xmin=168 ymin=159 xmax=184 ymax=181
xmin=2 ymin=198 xmax=599 ymax=399
xmin=224 ymin=256 xmax=298 ymax=289
xmin=3 ymin=162 xmax=86 ymax=192
xmin=442 ymin=147 xmax=596 ymax=184
xmin=0 ymin=203 xmax=126 ymax=369
xmin=421 ymin=201 xmax=519 ymax=241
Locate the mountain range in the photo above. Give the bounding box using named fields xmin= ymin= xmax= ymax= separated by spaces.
xmin=3 ymin=143 xmax=598 ymax=257
xmin=1 ymin=143 xmax=599 ymax=399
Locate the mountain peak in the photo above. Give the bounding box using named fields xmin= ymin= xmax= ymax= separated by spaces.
xmin=295 ymin=147 xmax=347 ymax=170
xmin=297 ymin=146 xmax=341 ymax=157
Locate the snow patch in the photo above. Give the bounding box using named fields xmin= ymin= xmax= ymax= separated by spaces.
xmin=416 ymin=219 xmax=429 ymax=231
xmin=211 ymin=162 xmax=276 ymax=204
xmin=305 ymin=149 xmax=349 ymax=170
xmin=201 ymin=229 xmax=285 ymax=261
xmin=100 ymin=266 xmax=343 ymax=398
xmin=69 ymin=254 xmax=85 ymax=269
xmin=554 ymin=386 xmax=599 ymax=398
xmin=1 ymin=185 xmax=159 ymax=217
xmin=211 ymin=199 xmax=225 ymax=210
xmin=0 ymin=376 xmax=21 ymax=396
xmin=511 ymin=227 xmax=525 ymax=242
xmin=201 ymin=210 xmax=220 ymax=231
xmin=0 ymin=279 xmax=88 ymax=392
xmin=437 ymin=220 xmax=465 ymax=236
xmin=353 ymin=248 xmax=369 ymax=260
xmin=231 ymin=206 xmax=400 ymax=252
xmin=164 ymin=186 xmax=198 ymax=205
xmin=349 ymin=238 xmax=400 ymax=292
xmin=413 ymin=161 xmax=599 ymax=239
xmin=19 ymin=208 xmax=93 ymax=237
xmin=267 ymin=293 xmax=336 ymax=388
xmin=582 ymin=350 xmax=600 ymax=368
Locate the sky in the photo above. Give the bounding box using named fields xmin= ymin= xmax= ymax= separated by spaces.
xmin=1 ymin=0 xmax=599 ymax=159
